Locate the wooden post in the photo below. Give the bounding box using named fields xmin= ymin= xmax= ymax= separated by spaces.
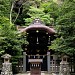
xmin=47 ymin=51 xmax=50 ymax=73
xmin=23 ymin=52 xmax=26 ymax=73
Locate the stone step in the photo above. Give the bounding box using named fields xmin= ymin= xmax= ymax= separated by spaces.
xmin=15 ymin=72 xmax=58 ymax=75
xmin=16 ymin=73 xmax=47 ymax=75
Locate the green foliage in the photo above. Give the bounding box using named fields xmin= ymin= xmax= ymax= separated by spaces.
xmin=12 ymin=0 xmax=58 ymax=26
xmin=0 ymin=16 xmax=23 ymax=56
xmin=50 ymin=0 xmax=75 ymax=56
xmin=0 ymin=0 xmax=10 ymax=17
xmin=13 ymin=1 xmax=30 ymax=25
xmin=58 ymin=0 xmax=75 ymax=16
xmin=24 ymin=6 xmax=53 ymax=26
xmin=0 ymin=0 xmax=24 ymax=71
xmin=0 ymin=1 xmax=27 ymax=68
xmin=1 ymin=0 xmax=75 ymax=57
xmin=41 ymin=1 xmax=59 ymax=20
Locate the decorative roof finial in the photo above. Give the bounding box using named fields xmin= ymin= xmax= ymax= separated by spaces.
xmin=33 ymin=18 xmax=42 ymax=24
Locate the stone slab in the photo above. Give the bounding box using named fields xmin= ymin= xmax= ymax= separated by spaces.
xmin=16 ymin=72 xmax=50 ymax=75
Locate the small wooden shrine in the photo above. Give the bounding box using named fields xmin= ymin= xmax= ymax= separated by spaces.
xmin=19 ymin=18 xmax=56 ymax=74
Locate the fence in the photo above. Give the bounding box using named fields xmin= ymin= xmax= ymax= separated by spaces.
xmin=50 ymin=60 xmax=60 ymax=73
xmin=69 ymin=57 xmax=75 ymax=73
xmin=0 ymin=55 xmax=75 ymax=74
xmin=15 ymin=57 xmax=23 ymax=73
xmin=0 ymin=58 xmax=2 ymax=73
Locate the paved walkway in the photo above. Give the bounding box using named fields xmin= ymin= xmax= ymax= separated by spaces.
xmin=16 ymin=72 xmax=58 ymax=75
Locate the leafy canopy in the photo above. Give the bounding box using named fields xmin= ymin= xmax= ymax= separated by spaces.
xmin=50 ymin=0 xmax=75 ymax=56
xmin=0 ymin=16 xmax=23 ymax=56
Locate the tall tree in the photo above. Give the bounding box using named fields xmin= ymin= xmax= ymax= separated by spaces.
xmin=24 ymin=1 xmax=56 ymax=26
xmin=0 ymin=16 xmax=23 ymax=56
xmin=50 ymin=0 xmax=75 ymax=56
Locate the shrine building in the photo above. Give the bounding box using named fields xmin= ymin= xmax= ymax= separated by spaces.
xmin=18 ymin=18 xmax=57 ymax=73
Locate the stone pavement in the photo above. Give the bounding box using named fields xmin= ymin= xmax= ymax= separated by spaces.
xmin=16 ymin=73 xmax=50 ymax=75
xmin=16 ymin=72 xmax=58 ymax=75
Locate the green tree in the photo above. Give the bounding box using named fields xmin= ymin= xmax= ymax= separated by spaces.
xmin=0 ymin=0 xmax=10 ymax=17
xmin=0 ymin=16 xmax=23 ymax=56
xmin=50 ymin=0 xmax=75 ymax=56
xmin=25 ymin=6 xmax=52 ymax=26
xmin=0 ymin=17 xmax=24 ymax=73
xmin=24 ymin=1 xmax=56 ymax=26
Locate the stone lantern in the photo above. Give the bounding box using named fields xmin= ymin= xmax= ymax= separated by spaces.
xmin=1 ymin=54 xmax=13 ymax=75
xmin=59 ymin=55 xmax=70 ymax=75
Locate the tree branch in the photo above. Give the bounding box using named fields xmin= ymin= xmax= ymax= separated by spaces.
xmin=10 ymin=1 xmax=15 ymax=24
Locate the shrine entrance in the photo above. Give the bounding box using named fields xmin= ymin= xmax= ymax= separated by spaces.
xmin=21 ymin=19 xmax=56 ymax=74
xmin=26 ymin=55 xmax=47 ymax=71
xmin=26 ymin=29 xmax=49 ymax=71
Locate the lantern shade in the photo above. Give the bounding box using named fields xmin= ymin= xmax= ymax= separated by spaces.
xmin=1 ymin=54 xmax=11 ymax=59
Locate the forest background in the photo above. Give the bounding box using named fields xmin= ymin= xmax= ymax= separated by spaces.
xmin=0 ymin=0 xmax=75 ymax=71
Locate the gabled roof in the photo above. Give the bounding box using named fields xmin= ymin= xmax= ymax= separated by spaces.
xmin=19 ymin=19 xmax=56 ymax=34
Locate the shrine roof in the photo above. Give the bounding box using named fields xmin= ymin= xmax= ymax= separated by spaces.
xmin=19 ymin=19 xmax=56 ymax=34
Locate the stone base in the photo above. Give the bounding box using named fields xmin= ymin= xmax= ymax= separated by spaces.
xmin=59 ymin=61 xmax=70 ymax=75
xmin=1 ymin=72 xmax=13 ymax=75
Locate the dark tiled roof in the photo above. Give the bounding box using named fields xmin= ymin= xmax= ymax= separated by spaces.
xmin=19 ymin=19 xmax=56 ymax=34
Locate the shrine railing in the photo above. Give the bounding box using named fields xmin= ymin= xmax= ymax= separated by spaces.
xmin=50 ymin=60 xmax=60 ymax=73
